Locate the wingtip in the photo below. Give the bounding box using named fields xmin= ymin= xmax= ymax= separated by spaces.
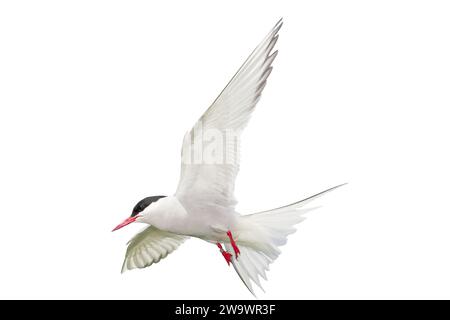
xmin=120 ymin=260 xmax=128 ymax=274
xmin=273 ymin=18 xmax=283 ymax=33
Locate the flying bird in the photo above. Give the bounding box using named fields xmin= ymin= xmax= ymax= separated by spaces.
xmin=112 ymin=18 xmax=344 ymax=295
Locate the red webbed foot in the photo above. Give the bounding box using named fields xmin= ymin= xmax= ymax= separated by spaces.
xmin=221 ymin=251 xmax=232 ymax=265
xmin=217 ymin=243 xmax=233 ymax=266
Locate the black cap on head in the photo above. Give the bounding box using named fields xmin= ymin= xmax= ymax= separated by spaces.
xmin=131 ymin=195 xmax=166 ymax=217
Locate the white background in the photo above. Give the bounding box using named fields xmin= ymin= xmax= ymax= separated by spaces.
xmin=1 ymin=1 xmax=449 ymax=299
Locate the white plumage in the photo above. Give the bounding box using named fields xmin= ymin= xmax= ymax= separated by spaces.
xmin=114 ymin=19 xmax=344 ymax=295
xmin=121 ymin=226 xmax=187 ymax=273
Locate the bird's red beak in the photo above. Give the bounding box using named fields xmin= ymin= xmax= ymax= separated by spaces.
xmin=112 ymin=215 xmax=140 ymax=232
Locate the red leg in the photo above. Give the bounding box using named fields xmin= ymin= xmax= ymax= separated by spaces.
xmin=227 ymin=231 xmax=240 ymax=258
xmin=216 ymin=243 xmax=232 ymax=266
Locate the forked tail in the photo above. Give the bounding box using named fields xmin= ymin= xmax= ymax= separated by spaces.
xmin=228 ymin=183 xmax=346 ymax=296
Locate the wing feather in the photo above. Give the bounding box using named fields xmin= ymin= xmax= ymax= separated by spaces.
xmin=176 ymin=19 xmax=282 ymax=213
xmin=121 ymin=226 xmax=187 ymax=273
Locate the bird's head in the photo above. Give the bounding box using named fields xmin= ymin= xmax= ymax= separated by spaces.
xmin=112 ymin=195 xmax=166 ymax=231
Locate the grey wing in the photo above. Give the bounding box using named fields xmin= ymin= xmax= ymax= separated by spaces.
xmin=121 ymin=226 xmax=188 ymax=273
xmin=175 ymin=19 xmax=283 ymax=213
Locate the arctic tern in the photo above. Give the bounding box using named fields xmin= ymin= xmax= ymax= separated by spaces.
xmin=112 ymin=18 xmax=344 ymax=295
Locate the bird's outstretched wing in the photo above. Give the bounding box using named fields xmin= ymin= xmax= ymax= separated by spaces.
xmin=121 ymin=226 xmax=187 ymax=273
xmin=176 ymin=19 xmax=282 ymax=212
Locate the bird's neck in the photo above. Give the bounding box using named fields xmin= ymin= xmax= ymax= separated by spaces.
xmin=146 ymin=196 xmax=188 ymax=232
